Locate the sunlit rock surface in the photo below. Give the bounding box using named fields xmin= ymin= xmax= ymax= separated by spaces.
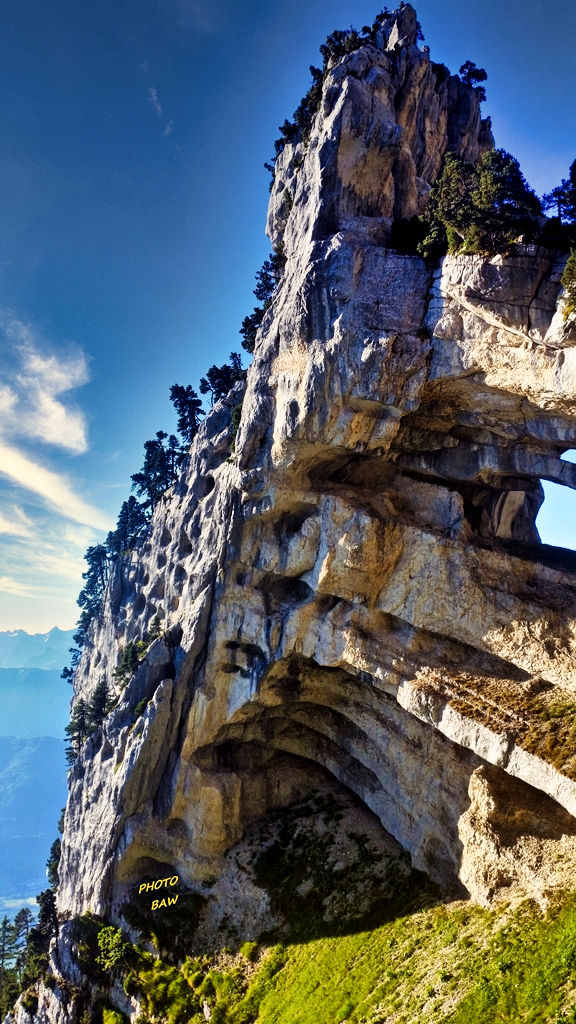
xmin=54 ymin=7 xmax=576 ymax=989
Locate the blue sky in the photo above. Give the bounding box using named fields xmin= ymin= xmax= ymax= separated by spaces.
xmin=0 ymin=0 xmax=575 ymax=632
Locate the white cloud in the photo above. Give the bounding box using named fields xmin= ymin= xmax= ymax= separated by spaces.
xmin=0 ymin=315 xmax=90 ymax=453
xmin=0 ymin=386 xmax=17 ymax=416
xmin=63 ymin=523 xmax=99 ymax=549
xmin=0 ymin=314 xmax=112 ymax=629
xmin=162 ymin=120 xmax=174 ymax=137
xmin=0 ymin=575 xmax=34 ymax=597
xmin=19 ymin=344 xmax=89 ymax=395
xmin=148 ymin=86 xmax=163 ymax=117
xmin=24 ymin=388 xmax=88 ymax=453
xmin=0 ymin=507 xmax=32 ymax=538
xmin=0 ymin=441 xmax=109 ymax=530
xmin=0 ymin=312 xmax=110 ymax=528
xmin=0 ymin=502 xmax=101 ymax=620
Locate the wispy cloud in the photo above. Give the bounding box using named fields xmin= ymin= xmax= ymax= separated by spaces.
xmin=146 ymin=84 xmax=179 ymax=144
xmin=147 ymin=86 xmax=163 ymax=118
xmin=0 ymin=314 xmax=111 ymax=628
xmin=171 ymin=0 xmax=225 ymax=33
xmin=0 ymin=315 xmax=90 ymax=453
xmin=0 ymin=493 xmax=103 ymax=622
xmin=0 ymin=441 xmax=108 ymax=530
xmin=0 ymin=312 xmax=109 ymax=527
xmin=0 ymin=575 xmax=33 ymax=597
xmin=0 ymin=507 xmax=32 ymax=538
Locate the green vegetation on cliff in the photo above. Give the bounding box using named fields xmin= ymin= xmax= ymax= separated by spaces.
xmin=562 ymin=251 xmax=576 ymax=318
xmin=85 ymin=891 xmax=576 ymax=1024
xmin=418 ymin=149 xmax=542 ymax=258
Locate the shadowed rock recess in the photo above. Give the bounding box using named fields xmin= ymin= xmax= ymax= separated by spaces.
xmin=44 ymin=3 xmax=576 ymax=1017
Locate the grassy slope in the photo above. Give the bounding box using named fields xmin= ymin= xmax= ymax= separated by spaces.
xmin=122 ymin=891 xmax=576 ymax=1024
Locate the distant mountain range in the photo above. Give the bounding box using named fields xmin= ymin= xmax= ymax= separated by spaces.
xmin=0 ymin=627 xmax=75 ymax=670
xmin=0 ymin=737 xmax=67 ymax=906
xmin=0 ymin=628 xmax=73 ymax=911
xmin=0 ymin=668 xmax=71 ymax=738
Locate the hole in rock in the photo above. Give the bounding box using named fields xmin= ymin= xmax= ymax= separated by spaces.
xmin=276 ymin=504 xmax=316 ymax=538
xmin=173 ymin=564 xmax=187 ymax=583
xmin=178 ymin=534 xmax=193 ymax=556
xmin=199 ymin=474 xmax=215 ymax=499
xmin=117 ymin=855 xmax=177 ymax=885
xmin=260 ymin=575 xmax=313 ymax=607
xmin=150 ymin=579 xmax=165 ymax=599
xmin=536 ymin=477 xmax=576 ymax=553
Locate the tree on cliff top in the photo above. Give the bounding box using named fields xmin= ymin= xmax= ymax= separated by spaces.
xmin=459 ymin=60 xmax=487 ymax=102
xmin=543 ymin=160 xmax=576 ymax=225
xmin=419 ymin=148 xmax=542 ymax=257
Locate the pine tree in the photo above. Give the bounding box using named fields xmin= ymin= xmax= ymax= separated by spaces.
xmin=11 ymin=909 xmax=34 ymax=987
xmin=64 ymin=697 xmax=89 ymax=764
xmin=253 ymin=250 xmax=285 ymax=303
xmin=240 ymin=249 xmax=286 ymax=354
xmin=87 ymin=679 xmax=112 ymax=732
xmin=46 ymin=839 xmax=61 ymax=890
xmin=459 ymin=60 xmax=487 ymax=101
xmin=419 ymin=148 xmax=542 ymax=257
xmin=0 ymin=916 xmax=19 ymax=1016
xmin=61 ymin=646 xmax=81 ymax=684
xmin=77 ymin=544 xmax=110 ymax=619
xmin=169 ymin=384 xmax=205 ymax=444
xmin=0 ymin=917 xmax=17 ymax=971
xmin=543 ymin=160 xmax=576 ymax=224
xmin=199 ymin=352 xmax=245 ymax=405
xmin=131 ymin=430 xmax=179 ymax=511
xmin=12 ymin=909 xmax=33 ymax=944
xmin=240 ymin=308 xmax=265 ymax=354
xmin=561 ymin=251 xmax=576 ymax=318
xmin=107 ymin=495 xmax=149 ymax=556
xmin=469 ymin=148 xmax=542 ymax=251
xmin=423 ymin=153 xmax=477 ymax=253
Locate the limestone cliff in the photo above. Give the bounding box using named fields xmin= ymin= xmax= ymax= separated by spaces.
xmin=31 ymin=5 xmax=576 ymax=1022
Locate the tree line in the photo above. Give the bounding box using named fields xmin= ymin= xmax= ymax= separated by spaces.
xmin=0 ymin=856 xmax=60 ymax=1016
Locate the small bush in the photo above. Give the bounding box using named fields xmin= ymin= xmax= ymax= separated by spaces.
xmin=134 ymin=697 xmax=149 ymax=717
xmin=20 ymin=989 xmax=39 ymax=1014
xmin=239 ymin=941 xmax=259 ymax=963
xmin=102 ymin=1008 xmax=128 ymax=1024
xmin=562 ymin=251 xmax=576 ymax=318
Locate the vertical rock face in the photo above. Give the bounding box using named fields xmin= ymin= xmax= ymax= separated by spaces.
xmin=51 ymin=3 xmax=576 ymax=1007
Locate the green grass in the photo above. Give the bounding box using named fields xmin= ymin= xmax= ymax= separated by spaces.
xmin=85 ymin=794 xmax=576 ymax=1024
xmin=104 ymin=892 xmax=576 ymax=1024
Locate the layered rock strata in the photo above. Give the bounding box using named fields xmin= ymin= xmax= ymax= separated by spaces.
xmin=53 ymin=4 xmax=576 ymax=1001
